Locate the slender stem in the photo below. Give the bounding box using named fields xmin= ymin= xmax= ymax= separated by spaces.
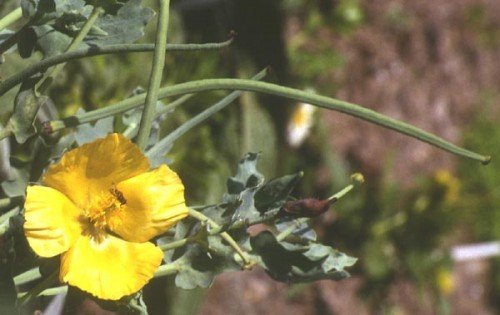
xmin=147 ymin=69 xmax=268 ymax=157
xmin=0 ymin=39 xmax=234 ymax=97
xmin=276 ymin=218 xmax=309 ymax=242
xmin=207 ymin=208 xmax=281 ymax=235
xmin=0 ymin=7 xmax=22 ymax=32
xmin=154 ymin=263 xmax=180 ymax=278
xmin=123 ymin=94 xmax=194 ymax=138
xmin=17 ymin=286 xmax=68 ymax=298
xmin=159 ymin=237 xmax=191 ymax=251
xmin=135 ymin=0 xmax=171 ymax=150
xmin=0 ymin=208 xmax=18 ymax=235
xmin=38 ymin=79 xmax=490 ymax=163
xmin=18 ymin=271 xmax=59 ymax=305
xmin=37 ymin=7 xmax=104 ymax=94
xmin=188 ymin=208 xmax=251 ymax=267
xmin=327 ymin=173 xmax=364 ymax=202
xmin=14 ymin=268 xmax=42 ymax=286
xmin=0 ymin=196 xmax=23 ymax=211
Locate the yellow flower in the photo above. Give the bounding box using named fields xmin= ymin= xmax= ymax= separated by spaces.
xmin=23 ymin=133 xmax=188 ymax=300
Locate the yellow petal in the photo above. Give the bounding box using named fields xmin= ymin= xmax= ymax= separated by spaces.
xmin=43 ymin=133 xmax=149 ymax=209
xmin=109 ymin=165 xmax=188 ymax=242
xmin=24 ymin=186 xmax=83 ymax=257
xmin=60 ymin=234 xmax=163 ymax=300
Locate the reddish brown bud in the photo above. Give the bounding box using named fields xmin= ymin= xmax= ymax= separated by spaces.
xmin=281 ymin=198 xmax=336 ymax=218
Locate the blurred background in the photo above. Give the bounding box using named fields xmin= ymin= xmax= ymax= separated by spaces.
xmin=1 ymin=0 xmax=499 ymax=314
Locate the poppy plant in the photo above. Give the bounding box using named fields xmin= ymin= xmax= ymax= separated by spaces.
xmin=23 ymin=133 xmax=188 ymax=300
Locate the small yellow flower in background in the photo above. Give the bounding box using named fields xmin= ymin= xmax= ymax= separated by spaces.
xmin=436 ymin=267 xmax=454 ymax=296
xmin=434 ymin=169 xmax=460 ymax=205
xmin=24 ymin=133 xmax=188 ymax=300
xmin=286 ymin=102 xmax=316 ymax=148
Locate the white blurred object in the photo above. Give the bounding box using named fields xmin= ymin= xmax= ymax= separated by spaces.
xmin=43 ymin=292 xmax=67 ymax=315
xmin=451 ymin=241 xmax=500 ymax=262
xmin=286 ymin=102 xmax=316 ymax=148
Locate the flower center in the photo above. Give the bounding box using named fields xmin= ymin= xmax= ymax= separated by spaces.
xmin=83 ymin=186 xmax=126 ymax=242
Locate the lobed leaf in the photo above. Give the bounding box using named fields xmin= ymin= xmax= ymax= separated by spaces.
xmin=250 ymin=231 xmax=356 ymax=283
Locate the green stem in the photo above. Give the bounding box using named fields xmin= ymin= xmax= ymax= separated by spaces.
xmin=0 ymin=39 xmax=234 ymax=97
xmin=0 ymin=7 xmax=22 ymax=32
xmin=0 ymin=208 xmax=18 ymax=235
xmin=327 ymin=173 xmax=364 ymax=202
xmin=18 ymin=271 xmax=59 ymax=305
xmin=14 ymin=268 xmax=42 ymax=286
xmin=17 ymin=285 xmax=68 ymax=298
xmin=154 ymin=263 xmax=179 ymax=278
xmin=0 ymin=196 xmax=23 ymax=211
xmin=37 ymin=6 xmax=104 ymax=94
xmin=146 ymin=69 xmax=268 ymax=158
xmin=41 ymin=79 xmax=489 ymax=163
xmin=159 ymin=237 xmax=191 ymax=252
xmin=276 ymin=218 xmax=309 ymax=242
xmin=135 ymin=0 xmax=170 ymax=150
xmin=188 ymin=208 xmax=251 ymax=267
xmin=123 ymin=94 xmax=194 ymax=138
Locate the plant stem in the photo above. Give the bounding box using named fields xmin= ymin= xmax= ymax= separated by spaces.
xmin=276 ymin=218 xmax=309 ymax=242
xmin=0 ymin=196 xmax=24 ymax=211
xmin=154 ymin=263 xmax=180 ymax=278
xmin=37 ymin=6 xmax=104 ymax=94
xmin=14 ymin=268 xmax=42 ymax=286
xmin=17 ymin=286 xmax=68 ymax=298
xmin=123 ymin=94 xmax=194 ymax=139
xmin=0 ymin=208 xmax=18 ymax=235
xmin=18 ymin=271 xmax=59 ymax=305
xmin=135 ymin=0 xmax=171 ymax=151
xmin=0 ymin=7 xmax=22 ymax=32
xmin=31 ymin=79 xmax=492 ymax=163
xmin=327 ymin=173 xmax=364 ymax=202
xmin=188 ymin=208 xmax=251 ymax=267
xmin=159 ymin=237 xmax=191 ymax=252
xmin=146 ymin=69 xmax=268 ymax=158
xmin=0 ymin=39 xmax=234 ymax=97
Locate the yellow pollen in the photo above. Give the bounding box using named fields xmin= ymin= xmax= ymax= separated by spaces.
xmin=83 ymin=189 xmax=125 ymax=241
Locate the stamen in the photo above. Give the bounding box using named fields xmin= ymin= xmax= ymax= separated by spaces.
xmin=82 ymin=188 xmax=126 ymax=242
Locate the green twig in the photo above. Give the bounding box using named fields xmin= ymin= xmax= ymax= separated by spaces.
xmin=17 ymin=285 xmax=68 ymax=298
xmin=0 ymin=41 xmax=231 ymax=96
xmin=37 ymin=6 xmax=104 ymax=94
xmin=135 ymin=0 xmax=171 ymax=150
xmin=14 ymin=268 xmax=42 ymax=286
xmin=158 ymin=237 xmax=191 ymax=252
xmin=123 ymin=94 xmax=194 ymax=138
xmin=188 ymin=208 xmax=251 ymax=267
xmin=0 ymin=39 xmax=234 ymax=97
xmin=276 ymin=218 xmax=309 ymax=242
xmin=0 ymin=7 xmax=22 ymax=32
xmin=36 ymin=79 xmax=490 ymax=163
xmin=146 ymin=68 xmax=268 ymax=157
xmin=18 ymin=271 xmax=59 ymax=305
xmin=0 ymin=196 xmax=24 ymax=211
xmin=0 ymin=208 xmax=18 ymax=235
xmin=154 ymin=263 xmax=180 ymax=278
